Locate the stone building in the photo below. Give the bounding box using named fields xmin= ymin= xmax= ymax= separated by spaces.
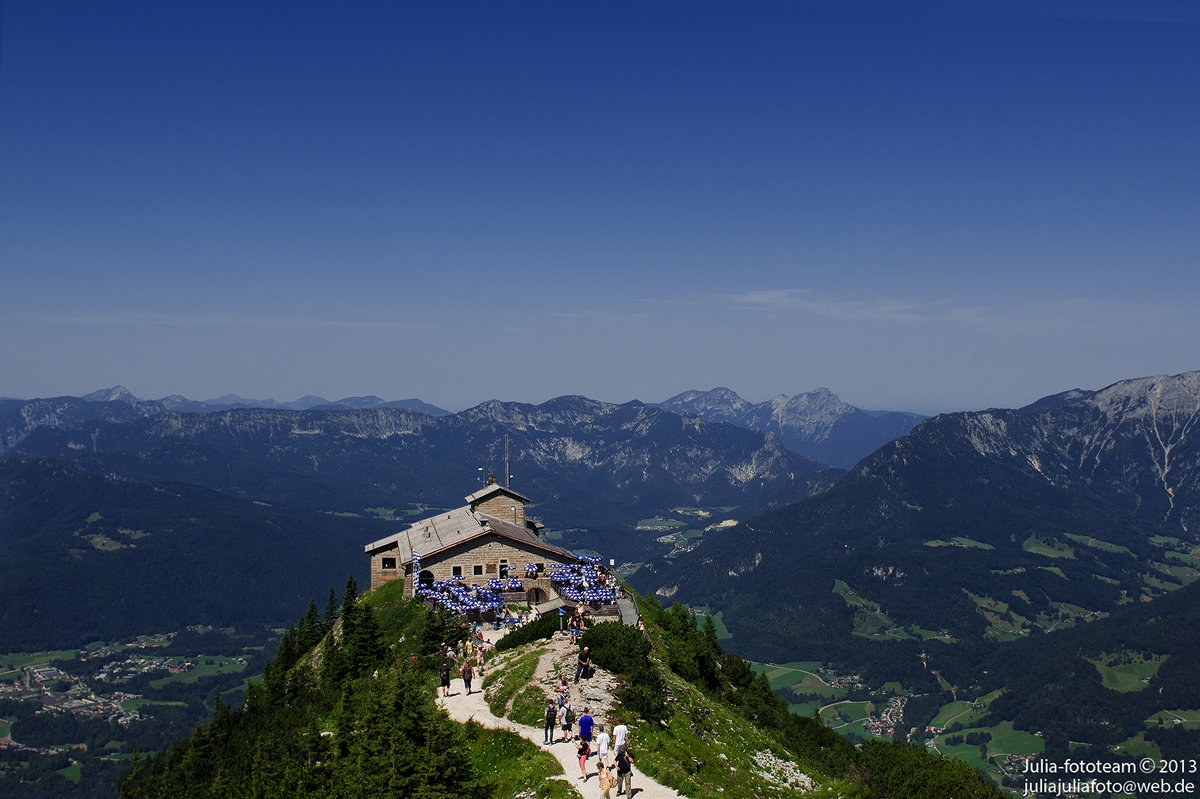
xmin=363 ymin=477 xmax=577 ymax=605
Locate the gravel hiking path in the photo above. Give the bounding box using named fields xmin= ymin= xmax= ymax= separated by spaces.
xmin=438 ymin=626 xmax=686 ymax=799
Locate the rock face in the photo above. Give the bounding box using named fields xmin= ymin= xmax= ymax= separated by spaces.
xmin=961 ymin=370 xmax=1200 ymax=534
xmin=657 ymin=387 xmax=924 ymax=468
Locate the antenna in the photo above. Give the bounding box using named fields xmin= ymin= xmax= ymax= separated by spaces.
xmin=504 ymin=435 xmax=511 ymax=488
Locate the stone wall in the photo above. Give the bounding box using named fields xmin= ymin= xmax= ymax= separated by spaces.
xmin=473 ymin=494 xmax=526 ymax=526
xmin=372 ymin=532 xmax=572 ymax=596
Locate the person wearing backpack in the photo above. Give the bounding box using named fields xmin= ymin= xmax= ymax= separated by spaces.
xmin=614 ymin=747 xmax=634 ymax=797
xmin=560 ymin=701 xmax=575 ymax=742
xmin=543 ymin=699 xmax=557 ymax=745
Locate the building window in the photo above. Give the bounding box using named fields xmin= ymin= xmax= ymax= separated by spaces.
xmin=499 ymin=560 xmax=509 ymax=578
xmin=535 ymin=562 xmax=544 ymax=572
xmin=452 ymin=565 xmax=462 ymax=577
xmin=381 ymin=557 xmax=397 ymax=570
xmin=473 ymin=565 xmax=483 ymax=576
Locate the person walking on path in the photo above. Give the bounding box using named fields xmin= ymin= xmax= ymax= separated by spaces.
xmin=543 ymin=699 xmax=557 ymax=745
xmin=439 ymin=660 xmax=453 ymax=698
xmin=612 ymin=718 xmax=629 ymax=756
xmin=461 ymin=661 xmax=475 ymax=695
xmin=594 ymin=723 xmax=610 ymax=767
xmin=576 ymin=734 xmax=591 ymax=781
xmin=578 ymin=706 xmax=594 ymax=745
xmin=597 ymin=762 xmax=615 ymax=799
xmin=614 ymin=747 xmax=634 ymax=797
xmin=555 ymin=678 xmax=569 ymax=707
xmin=559 ymin=701 xmax=575 ymax=743
xmin=575 ymin=646 xmax=591 ymax=683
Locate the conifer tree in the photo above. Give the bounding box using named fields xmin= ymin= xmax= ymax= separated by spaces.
xmin=323 ymin=585 xmax=339 ymax=631
xmin=300 ymin=599 xmax=322 ymax=650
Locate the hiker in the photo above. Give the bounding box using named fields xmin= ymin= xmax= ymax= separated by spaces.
xmin=438 ymin=660 xmax=452 ymax=697
xmin=614 ymin=747 xmax=634 ymax=797
xmin=612 ymin=719 xmax=628 ymax=757
xmin=575 ymin=646 xmax=591 ymax=683
xmin=555 ymin=678 xmax=569 ymax=707
xmin=594 ymin=723 xmax=610 ymax=766
xmin=597 ymin=762 xmax=616 ymax=799
xmin=567 ymin=615 xmax=580 ymax=644
xmin=576 ymin=734 xmax=591 ymax=781
xmin=559 ymin=701 xmax=575 ymax=742
xmin=543 ymin=699 xmax=557 ymax=745
xmin=461 ymin=660 xmax=474 ymax=695
xmin=578 ymin=706 xmax=594 ymax=745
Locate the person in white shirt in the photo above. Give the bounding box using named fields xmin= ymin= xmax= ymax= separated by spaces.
xmin=594 ymin=724 xmax=611 ymax=767
xmin=612 ymin=719 xmax=628 ymax=756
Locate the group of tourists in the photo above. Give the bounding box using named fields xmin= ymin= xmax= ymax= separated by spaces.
xmin=543 ymin=695 xmax=634 ymax=797
xmin=438 ymin=632 xmax=490 ymax=697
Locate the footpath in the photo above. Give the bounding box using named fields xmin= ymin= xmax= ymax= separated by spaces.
xmin=437 ymin=626 xmax=685 ymax=799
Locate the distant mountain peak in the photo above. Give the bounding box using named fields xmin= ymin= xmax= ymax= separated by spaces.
xmin=656 ymin=387 xmax=924 ymax=468
xmin=82 ymin=386 xmax=139 ymax=404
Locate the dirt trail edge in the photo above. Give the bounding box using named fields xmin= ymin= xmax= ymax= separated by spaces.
xmin=437 ymin=633 xmax=686 ymax=798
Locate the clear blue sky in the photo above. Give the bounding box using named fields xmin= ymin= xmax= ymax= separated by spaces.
xmin=2 ymin=1 xmax=1197 ymax=413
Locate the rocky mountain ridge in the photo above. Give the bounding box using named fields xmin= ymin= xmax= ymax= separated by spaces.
xmin=4 ymin=395 xmax=833 ymax=561
xmin=644 ymin=369 xmax=1200 ymax=663
xmin=656 ymin=386 xmax=925 ymax=468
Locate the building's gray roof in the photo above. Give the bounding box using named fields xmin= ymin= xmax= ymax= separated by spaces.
xmin=464 ymin=483 xmax=531 ymax=506
xmin=364 ymin=504 xmax=574 ymax=565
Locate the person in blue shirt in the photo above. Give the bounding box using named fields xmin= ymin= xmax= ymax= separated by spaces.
xmin=578 ymin=706 xmax=594 ymax=744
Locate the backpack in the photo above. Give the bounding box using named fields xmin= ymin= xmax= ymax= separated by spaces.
xmin=564 ymin=705 xmax=575 ymax=725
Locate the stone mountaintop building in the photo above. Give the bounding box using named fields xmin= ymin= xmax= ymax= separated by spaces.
xmin=364 ymin=476 xmax=578 ymax=607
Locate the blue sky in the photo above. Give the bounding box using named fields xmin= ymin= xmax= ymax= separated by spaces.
xmin=2 ymin=1 xmax=1197 ymax=413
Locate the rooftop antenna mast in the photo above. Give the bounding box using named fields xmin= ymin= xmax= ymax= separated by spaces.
xmin=504 ymin=434 xmax=511 ymax=488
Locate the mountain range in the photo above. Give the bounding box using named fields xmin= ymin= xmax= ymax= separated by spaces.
xmin=640 ymin=370 xmax=1200 ymax=661
xmin=0 ymin=393 xmax=837 ymax=647
xmin=13 ymin=384 xmax=923 ymax=470
xmin=79 ymin=385 xmax=453 ymax=416
xmin=656 ymin=386 xmax=925 ymax=468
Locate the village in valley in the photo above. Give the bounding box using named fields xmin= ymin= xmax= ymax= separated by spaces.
xmin=0 ymin=627 xmax=268 ymax=788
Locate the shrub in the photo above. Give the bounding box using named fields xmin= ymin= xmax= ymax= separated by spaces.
xmin=495 ymin=612 xmax=561 ymax=652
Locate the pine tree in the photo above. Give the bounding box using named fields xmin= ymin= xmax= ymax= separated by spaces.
xmin=323 ymin=586 xmax=340 ymax=632
xmin=300 ymin=599 xmax=322 ymax=650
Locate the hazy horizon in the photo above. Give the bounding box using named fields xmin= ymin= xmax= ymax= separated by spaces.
xmin=3 ymin=2 xmax=1197 ymax=415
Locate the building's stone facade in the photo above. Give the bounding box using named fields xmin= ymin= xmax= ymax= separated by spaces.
xmin=371 ymin=531 xmax=573 ymax=599
xmin=472 ymin=493 xmax=526 ymax=526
